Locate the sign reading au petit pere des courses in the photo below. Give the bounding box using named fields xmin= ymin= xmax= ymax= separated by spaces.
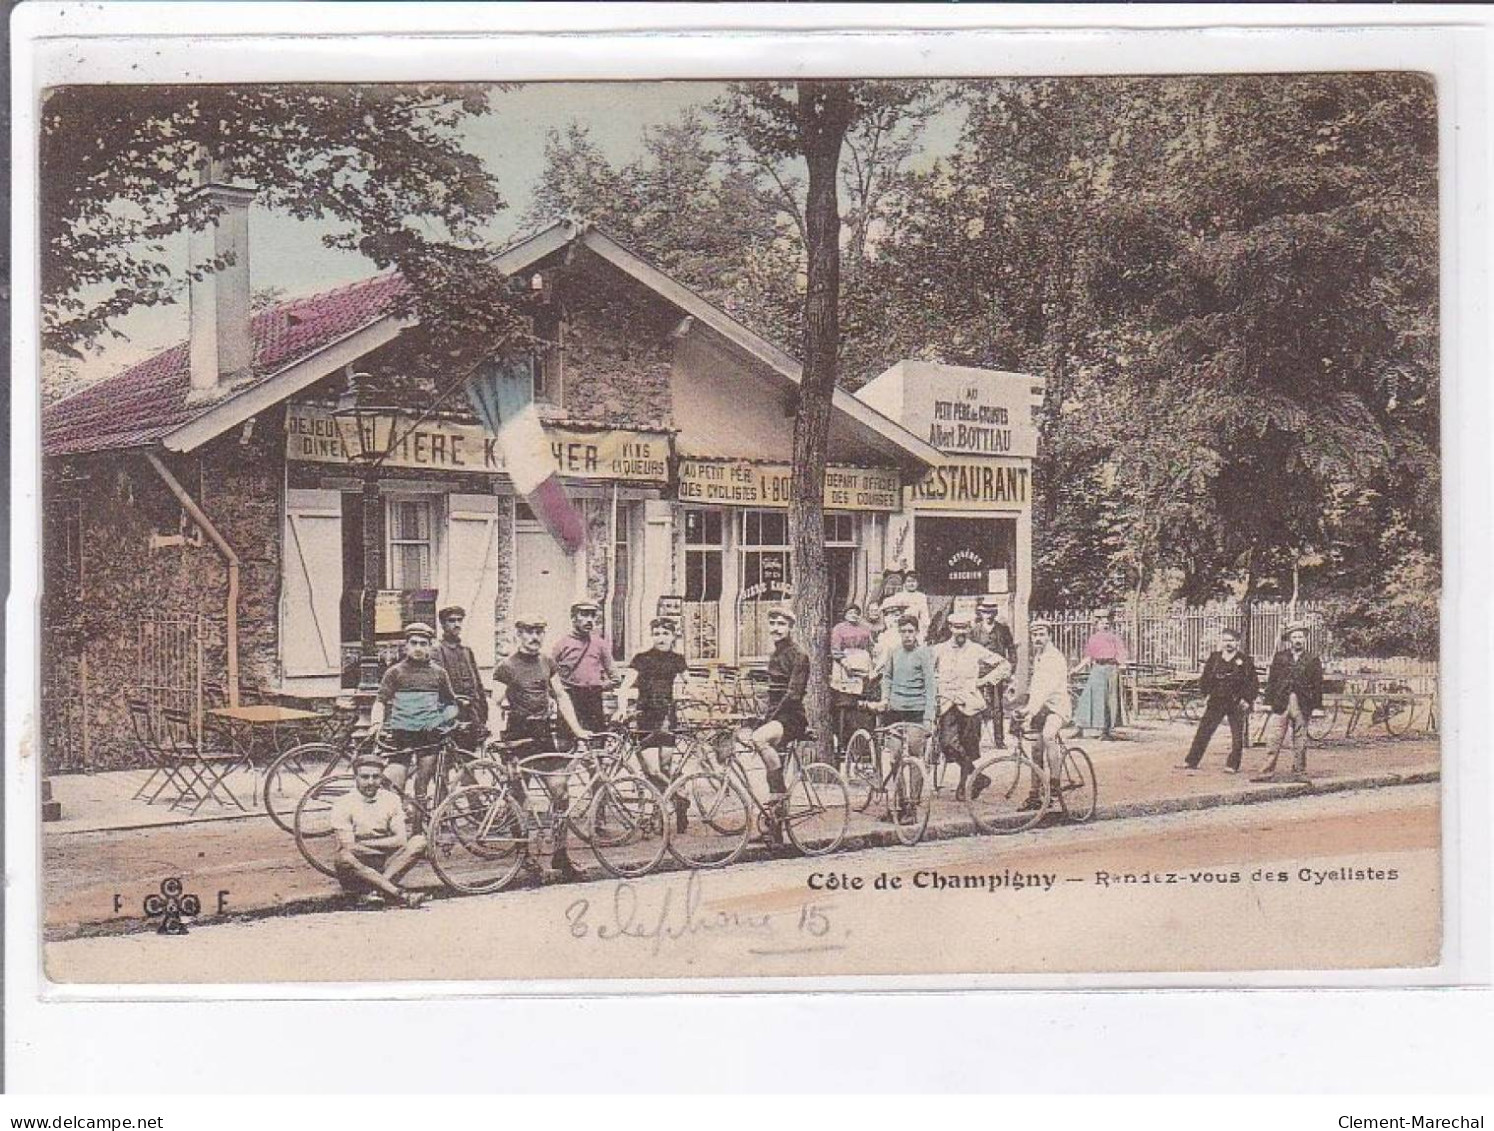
xmin=676 ymin=459 xmax=901 ymax=511
xmin=285 ymin=405 xmax=670 ymax=484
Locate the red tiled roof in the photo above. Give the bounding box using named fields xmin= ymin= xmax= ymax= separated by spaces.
xmin=43 ymin=273 xmax=408 ymax=457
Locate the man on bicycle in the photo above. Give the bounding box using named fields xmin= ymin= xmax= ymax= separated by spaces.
xmin=933 ymin=611 xmax=1012 ymax=801
xmin=328 ymin=749 xmax=429 ymax=909
xmin=494 ymin=612 xmax=596 ymax=879
xmin=749 ymin=606 xmax=809 ymax=840
xmin=1017 ymin=619 xmax=1072 ymax=810
xmin=368 ymin=622 xmax=460 ymax=820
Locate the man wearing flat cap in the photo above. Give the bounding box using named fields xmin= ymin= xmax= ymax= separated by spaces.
xmin=369 ymin=621 xmax=460 ymax=809
xmin=933 ymin=612 xmax=1012 ymax=800
xmin=551 ymin=598 xmax=617 ymax=739
xmin=327 ymin=749 xmax=429 ymax=909
xmin=435 ymin=605 xmax=489 ymax=733
xmin=1253 ymin=623 xmax=1323 ymax=783
xmin=749 ymin=605 xmax=810 ymax=839
xmin=971 ymin=598 xmax=1016 ymax=748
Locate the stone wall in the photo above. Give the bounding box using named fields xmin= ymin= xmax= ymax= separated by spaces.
xmin=40 ymin=408 xmax=286 ymax=771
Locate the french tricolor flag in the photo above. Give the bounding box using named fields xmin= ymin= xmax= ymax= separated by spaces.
xmin=465 ymin=358 xmax=587 ymax=555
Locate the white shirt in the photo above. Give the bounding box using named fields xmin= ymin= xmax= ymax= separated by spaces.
xmin=1027 ymin=645 xmax=1072 ymax=721
xmin=933 ymin=639 xmax=1011 ymax=716
xmin=329 ymin=787 xmax=407 ymax=847
xmin=884 ymin=591 xmax=931 ymax=641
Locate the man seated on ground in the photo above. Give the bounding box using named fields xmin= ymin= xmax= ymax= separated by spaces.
xmin=749 ymin=606 xmax=810 ymax=842
xmin=328 ymin=750 xmax=429 ymax=909
xmin=368 ymin=622 xmax=460 ymax=822
xmin=493 ymin=612 xmax=596 ymax=879
xmin=933 ymin=612 xmax=1012 ymax=800
xmin=614 ymin=616 xmax=691 ymax=832
xmin=1017 ymin=619 xmax=1072 ymax=811
xmin=868 ymin=614 xmax=937 ymax=772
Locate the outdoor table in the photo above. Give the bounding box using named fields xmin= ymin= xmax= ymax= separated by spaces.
xmin=208 ymin=705 xmax=324 ymax=796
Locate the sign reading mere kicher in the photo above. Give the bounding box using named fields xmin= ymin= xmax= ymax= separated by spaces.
xmin=285 ymin=406 xmax=670 ymax=484
xmin=677 ymin=459 xmax=901 ymax=511
xmin=909 ymin=458 xmax=1031 ymax=511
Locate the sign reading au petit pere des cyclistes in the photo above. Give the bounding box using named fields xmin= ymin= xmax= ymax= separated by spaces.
xmin=677 ymin=459 xmax=901 ymax=511
xmin=285 ymin=405 xmax=670 ymax=484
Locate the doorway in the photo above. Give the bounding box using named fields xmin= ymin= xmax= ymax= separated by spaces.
xmin=514 ymin=505 xmax=579 ymax=640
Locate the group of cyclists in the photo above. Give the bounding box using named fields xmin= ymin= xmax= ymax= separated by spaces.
xmin=330 ymin=589 xmax=1079 ymax=908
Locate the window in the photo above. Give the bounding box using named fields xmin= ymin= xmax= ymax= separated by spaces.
xmin=682 ymin=509 xmax=724 ymax=662
xmin=739 ymin=509 xmax=791 ymax=591
xmin=825 ymin=512 xmax=859 ymax=618
xmin=385 ymin=497 xmax=434 ymax=590
xmin=532 ymin=303 xmax=565 ymax=407
xmin=683 ymin=509 xmax=723 ymax=602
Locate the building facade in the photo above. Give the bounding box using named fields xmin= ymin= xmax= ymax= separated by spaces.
xmin=40 ymin=210 xmax=1039 ymax=771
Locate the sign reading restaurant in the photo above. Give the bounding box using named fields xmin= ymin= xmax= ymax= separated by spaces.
xmin=909 ymin=457 xmax=1031 ymax=511
xmin=677 ymin=458 xmax=901 ymax=511
xmin=286 ymin=405 xmax=670 ymax=484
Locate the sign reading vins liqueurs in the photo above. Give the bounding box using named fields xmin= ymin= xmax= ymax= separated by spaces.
xmin=677 ymin=459 xmax=901 ymax=511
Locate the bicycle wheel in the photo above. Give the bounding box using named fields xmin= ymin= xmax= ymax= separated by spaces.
xmin=784 ymin=763 xmax=849 ymax=856
xmin=265 ymin=742 xmax=347 ymax=833
xmin=589 ymin=776 xmax=668 ymax=878
xmin=966 ymin=754 xmax=1049 ymax=835
xmin=1055 ymin=746 xmax=1097 ymax=823
xmin=841 ymin=729 xmax=879 ymax=813
xmin=890 ymin=757 xmax=930 ymax=847
xmin=1307 ymin=703 xmax=1336 ymax=741
xmin=664 ymin=771 xmax=750 ymax=868
xmin=428 ymin=785 xmax=527 ymax=895
xmin=292 ymin=774 xmax=357 ymax=877
xmin=1381 ymin=695 xmax=1417 ymax=737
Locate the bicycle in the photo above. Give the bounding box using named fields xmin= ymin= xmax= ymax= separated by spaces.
xmin=841 ymin=722 xmax=931 ymax=846
xmin=663 ymin=722 xmax=849 ymax=868
xmin=966 ymin=710 xmax=1096 ymax=834
xmin=291 ymin=727 xmax=505 ymax=878
xmin=426 ymin=736 xmax=667 ymax=893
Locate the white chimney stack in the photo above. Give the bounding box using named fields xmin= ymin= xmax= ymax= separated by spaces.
xmin=188 ymin=160 xmax=255 ymax=398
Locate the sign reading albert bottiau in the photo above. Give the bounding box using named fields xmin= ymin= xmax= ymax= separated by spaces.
xmin=286 ymin=405 xmax=671 ymax=484
xmin=36 ymin=68 xmax=1444 ymax=991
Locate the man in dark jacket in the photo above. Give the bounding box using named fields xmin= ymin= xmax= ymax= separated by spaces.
xmin=972 ymin=598 xmax=1016 ymax=749
xmin=1178 ymin=628 xmax=1258 ymax=773
xmin=434 ymin=605 xmax=489 ymax=738
xmin=1252 ymin=625 xmax=1324 ymax=782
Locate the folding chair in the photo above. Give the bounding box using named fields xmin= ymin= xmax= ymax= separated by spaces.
xmin=160 ymin=707 xmax=248 ymax=815
xmin=127 ymin=698 xmax=196 ymax=806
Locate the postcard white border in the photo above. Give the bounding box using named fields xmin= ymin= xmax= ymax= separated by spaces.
xmin=8 ymin=2 xmax=1492 ymax=1091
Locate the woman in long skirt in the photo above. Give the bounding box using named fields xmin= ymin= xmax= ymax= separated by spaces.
xmin=1073 ymin=608 xmax=1128 ymax=740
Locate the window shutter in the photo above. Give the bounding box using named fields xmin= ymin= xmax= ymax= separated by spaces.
xmin=282 ymin=488 xmax=343 ymax=677
xmin=447 ymin=493 xmax=501 ymax=669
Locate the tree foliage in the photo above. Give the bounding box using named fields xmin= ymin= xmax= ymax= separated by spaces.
xmin=41 ymin=84 xmax=526 ymax=362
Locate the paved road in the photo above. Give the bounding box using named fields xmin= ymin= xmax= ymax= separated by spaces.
xmin=46 ymin=782 xmax=1440 ymax=983
xmin=43 ymin=727 xmax=1438 ymax=937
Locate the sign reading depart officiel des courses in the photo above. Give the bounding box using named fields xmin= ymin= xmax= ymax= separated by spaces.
xmin=285 ymin=405 xmax=671 ymax=484
xmin=677 ymin=459 xmax=901 ymax=511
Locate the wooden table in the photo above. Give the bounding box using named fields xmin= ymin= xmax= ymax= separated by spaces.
xmin=208 ymin=705 xmax=325 ymax=793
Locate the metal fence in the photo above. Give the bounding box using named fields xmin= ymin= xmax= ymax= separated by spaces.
xmin=135 ymin=614 xmax=205 ymax=743
xmin=1034 ymin=601 xmax=1333 ymax=672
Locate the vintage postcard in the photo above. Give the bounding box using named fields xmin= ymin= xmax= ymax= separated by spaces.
xmin=28 ymin=64 xmax=1445 ymax=987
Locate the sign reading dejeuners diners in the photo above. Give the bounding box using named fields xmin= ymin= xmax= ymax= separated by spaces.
xmin=285 ymin=405 xmax=670 ymax=484
xmin=909 ymin=458 xmax=1031 ymax=511
xmin=677 ymin=459 xmax=901 ymax=511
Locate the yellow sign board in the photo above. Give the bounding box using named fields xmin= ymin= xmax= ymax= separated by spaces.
xmin=285 ymin=405 xmax=670 ymax=484
xmin=908 ymin=458 xmax=1031 ymax=512
xmin=677 ymin=459 xmax=901 ymax=511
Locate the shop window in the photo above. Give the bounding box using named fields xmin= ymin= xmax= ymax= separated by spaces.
xmin=825 ymin=512 xmax=859 ymax=619
xmin=682 ymin=508 xmax=724 ymax=662
xmin=740 ymin=509 xmax=791 ymax=590
xmin=386 ymin=497 xmax=434 ymax=590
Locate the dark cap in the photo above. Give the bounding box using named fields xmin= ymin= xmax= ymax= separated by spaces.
xmin=570 ymin=600 xmax=602 ymax=615
xmin=438 ymin=605 xmax=466 ymax=622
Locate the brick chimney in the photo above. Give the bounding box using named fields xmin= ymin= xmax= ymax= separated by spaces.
xmin=188 ymin=161 xmax=255 ymax=398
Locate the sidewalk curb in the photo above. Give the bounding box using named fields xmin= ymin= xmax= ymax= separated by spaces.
xmin=45 ymin=766 xmax=1439 ymax=944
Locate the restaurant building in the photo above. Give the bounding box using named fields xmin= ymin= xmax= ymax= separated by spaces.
xmin=40 ymin=195 xmax=1039 ymax=770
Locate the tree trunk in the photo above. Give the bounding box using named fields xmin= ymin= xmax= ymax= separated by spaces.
xmin=791 ymin=82 xmax=854 ymax=763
